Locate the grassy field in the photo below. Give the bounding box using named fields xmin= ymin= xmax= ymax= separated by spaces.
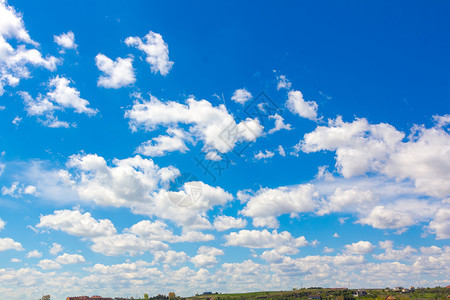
xmin=176 ymin=287 xmax=449 ymax=300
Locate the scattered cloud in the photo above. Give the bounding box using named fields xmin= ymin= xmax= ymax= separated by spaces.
xmin=225 ymin=229 xmax=308 ymax=249
xmin=53 ymin=31 xmax=77 ymax=51
xmin=268 ymin=114 xmax=292 ymax=134
xmin=213 ymin=215 xmax=247 ymax=231
xmin=27 ymin=250 xmax=42 ymax=258
xmin=95 ymin=53 xmax=135 ymax=88
xmin=344 ymin=241 xmax=375 ymax=255
xmin=231 ymin=88 xmax=252 ymax=105
xmin=276 ymin=75 xmax=291 ymax=90
xmin=0 ymin=237 xmax=24 ymax=252
xmin=125 ymin=94 xmax=263 ymax=154
xmin=254 ymin=150 xmax=274 ymax=160
xmin=286 ymin=90 xmax=318 ymax=121
xmin=125 ymin=31 xmax=173 ymax=76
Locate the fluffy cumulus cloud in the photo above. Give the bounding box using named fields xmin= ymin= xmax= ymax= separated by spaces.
xmin=55 ymin=253 xmax=85 ymax=265
xmin=136 ymin=127 xmax=189 ymax=156
xmin=344 ymin=241 xmax=375 ymax=255
xmin=300 ymin=116 xmax=450 ymax=198
xmin=254 ymin=150 xmax=274 ymax=160
xmin=318 ymin=186 xmax=378 ymax=215
xmin=224 ymin=229 xmax=308 ymax=249
xmin=373 ymin=240 xmax=417 ymax=261
xmin=37 ymin=209 xmax=117 ymax=237
xmin=276 ymin=75 xmax=291 ymax=90
xmin=0 ymin=217 xmax=5 ymax=231
xmin=191 ymin=246 xmax=224 ymax=268
xmin=38 ymin=153 xmax=234 ymax=230
xmin=1 ymin=182 xmax=38 ymax=197
xmin=231 ymin=88 xmax=252 ymax=104
xmin=429 ymin=208 xmax=450 ymax=239
xmin=95 ymin=53 xmax=135 ymax=88
xmin=125 ymin=94 xmax=263 ymax=154
xmin=286 ymin=90 xmax=318 ymax=121
xmin=213 ymin=215 xmax=247 ymax=231
xmin=0 ymin=237 xmax=24 ymax=251
xmin=53 ymin=31 xmax=77 ymax=51
xmin=239 ymin=184 xmax=318 ymax=228
xmin=19 ymin=76 xmax=97 ymax=127
xmin=268 ymin=114 xmax=292 ymax=134
xmin=0 ymin=0 xmax=60 ymax=95
xmin=37 ymin=210 xmax=214 ymax=256
xmin=358 ymin=205 xmax=416 ymax=229
xmin=38 ymin=259 xmax=61 ymax=270
xmin=125 ymin=31 xmax=173 ymax=76
xmin=27 ymin=250 xmax=42 ymax=258
xmin=49 ymin=242 xmax=63 ymax=255
xmin=153 ymin=250 xmax=188 ymax=266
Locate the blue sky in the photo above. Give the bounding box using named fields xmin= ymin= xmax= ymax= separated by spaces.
xmin=0 ymin=0 xmax=449 ymax=299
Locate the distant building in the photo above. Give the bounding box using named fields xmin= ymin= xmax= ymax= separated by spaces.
xmin=355 ymin=290 xmax=367 ymax=297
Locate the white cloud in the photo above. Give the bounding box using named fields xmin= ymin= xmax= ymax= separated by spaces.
xmin=240 ymin=184 xmax=318 ymax=228
xmin=429 ymin=208 xmax=450 ymax=239
xmin=0 ymin=218 xmax=4 ymax=231
xmin=333 ymin=233 xmax=339 ymax=238
xmin=125 ymin=94 xmax=263 ymax=154
xmin=358 ymin=205 xmax=416 ymax=229
xmin=277 ymin=145 xmax=286 ymax=157
xmin=126 ymin=220 xmax=214 ymax=243
xmin=0 ymin=237 xmax=24 ymax=251
xmin=66 ymin=154 xmax=169 ymax=207
xmin=344 ymin=241 xmax=375 ymax=255
xmin=323 ymin=247 xmax=334 ymax=253
xmin=136 ymin=128 xmax=189 ymax=156
xmin=95 ymin=53 xmax=135 ymax=88
xmin=231 ymin=88 xmax=252 ymax=105
xmin=301 ymin=116 xmax=450 ymax=199
xmin=12 ymin=116 xmax=21 ymax=126
xmin=53 ymin=31 xmax=77 ymax=50
xmin=38 ymin=259 xmax=61 ymax=270
xmin=1 ymin=182 xmax=36 ymax=197
xmin=373 ymin=241 xmax=417 ymax=261
xmin=46 ymin=76 xmax=96 ymax=115
xmin=286 ymin=90 xmax=318 ymax=121
xmin=54 ymin=253 xmax=85 ymax=265
xmin=37 ymin=209 xmax=117 ymax=238
xmin=19 ymin=76 xmax=97 ymax=126
xmin=10 ymin=258 xmax=21 ymax=263
xmin=225 ymin=229 xmax=308 ymax=249
xmin=268 ymin=114 xmax=292 ymax=134
xmin=213 ymin=215 xmax=247 ymax=231
xmin=49 ymin=243 xmax=63 ymax=255
xmin=420 ymin=246 xmax=443 ymax=255
xmin=90 ymin=233 xmax=168 ymax=256
xmin=27 ymin=250 xmax=42 ymax=258
xmin=205 ymin=151 xmax=222 ymax=161
xmin=254 ymin=150 xmax=274 ymax=160
xmin=191 ymin=246 xmax=224 ymax=268
xmin=45 ymin=153 xmax=232 ymax=230
xmin=125 ymin=31 xmax=173 ymax=76
xmin=434 ymin=114 xmax=450 ymax=128
xmin=153 ymin=250 xmax=188 ymax=266
xmin=276 ymin=75 xmax=291 ymax=90
xmin=0 ymin=1 xmax=60 ymax=95
xmin=318 ymin=186 xmax=378 ymax=215
xmin=383 ymin=124 xmax=450 ymax=198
